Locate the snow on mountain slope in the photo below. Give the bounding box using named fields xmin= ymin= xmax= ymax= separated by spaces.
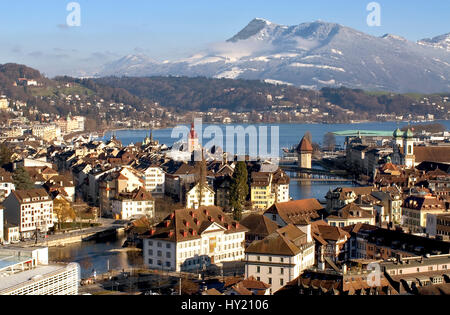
xmin=418 ymin=33 xmax=450 ymax=52
xmin=98 ymin=19 xmax=450 ymax=93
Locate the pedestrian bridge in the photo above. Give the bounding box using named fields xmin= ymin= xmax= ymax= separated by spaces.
xmin=332 ymin=130 xmax=394 ymax=137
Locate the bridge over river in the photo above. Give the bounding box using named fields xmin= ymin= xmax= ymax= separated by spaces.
xmin=279 ymin=160 xmax=354 ymax=183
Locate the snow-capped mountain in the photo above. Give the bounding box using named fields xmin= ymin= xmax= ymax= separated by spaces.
xmin=418 ymin=33 xmax=450 ymax=52
xmin=98 ymin=19 xmax=450 ymax=93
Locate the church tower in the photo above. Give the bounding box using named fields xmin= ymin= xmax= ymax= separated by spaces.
xmin=403 ymin=129 xmax=415 ymax=168
xmin=393 ymin=128 xmax=403 ymax=148
xmin=188 ymin=122 xmax=200 ymax=153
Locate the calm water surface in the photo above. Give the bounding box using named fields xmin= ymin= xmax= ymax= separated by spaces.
xmin=66 ymin=121 xmax=447 ymax=277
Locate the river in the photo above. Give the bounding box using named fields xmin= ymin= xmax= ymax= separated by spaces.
xmin=49 ymin=235 xmax=142 ymax=279
xmin=55 ymin=121 xmax=448 ymax=277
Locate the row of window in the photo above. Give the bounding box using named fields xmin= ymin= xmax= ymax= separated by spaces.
xmin=256 ymin=266 xmax=284 ymax=275
xmin=148 ymin=241 xmax=171 ymax=249
xmin=148 ymin=250 xmax=171 ymax=258
xmin=148 ymin=259 xmax=171 ymax=268
xmin=255 ymin=277 xmax=283 ymax=287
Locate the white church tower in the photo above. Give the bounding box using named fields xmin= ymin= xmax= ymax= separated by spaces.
xmin=403 ymin=129 xmax=415 ymax=168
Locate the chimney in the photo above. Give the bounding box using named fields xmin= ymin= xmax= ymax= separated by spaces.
xmin=165 ymin=220 xmax=170 ymax=227
xmin=169 ymin=230 xmax=174 ymax=237
xmin=151 ymin=229 xmax=156 ymax=235
xmin=170 ymin=213 xmax=175 ymax=220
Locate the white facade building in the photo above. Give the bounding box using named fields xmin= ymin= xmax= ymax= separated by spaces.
xmin=3 ymin=189 xmax=54 ymax=239
xmin=274 ymin=183 xmax=290 ymax=203
xmin=245 ymin=224 xmax=315 ymax=293
xmin=143 ymin=166 xmax=165 ymax=195
xmin=0 ymin=247 xmax=79 ymax=295
xmin=186 ymin=183 xmax=215 ymax=209
xmin=143 ymin=206 xmax=247 ymax=272
xmin=111 ymin=187 xmax=155 ymax=220
xmin=0 ymin=172 xmax=15 ymax=202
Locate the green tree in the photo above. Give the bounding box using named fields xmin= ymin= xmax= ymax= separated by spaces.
xmin=229 ymin=161 xmax=248 ymax=220
xmin=12 ymin=167 xmax=34 ymax=190
xmin=0 ymin=143 xmax=12 ymax=167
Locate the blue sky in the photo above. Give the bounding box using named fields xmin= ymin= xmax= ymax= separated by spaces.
xmin=0 ymin=0 xmax=448 ymax=76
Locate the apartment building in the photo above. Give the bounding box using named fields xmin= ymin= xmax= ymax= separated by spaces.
xmin=142 ymin=166 xmax=165 ymax=195
xmin=31 ymin=124 xmax=59 ymax=142
xmin=251 ymin=172 xmax=276 ymax=210
xmin=344 ymin=224 xmax=450 ymax=261
xmin=311 ymin=221 xmax=350 ymax=266
xmin=111 ymin=187 xmax=155 ymax=220
xmin=402 ymin=195 xmax=447 ymax=233
xmin=250 ymin=169 xmax=291 ymax=210
xmin=245 ymin=224 xmax=315 ymax=293
xmin=326 ymin=203 xmax=376 ymax=228
xmin=426 ymin=213 xmax=450 ymax=240
xmin=0 ymin=169 xmax=15 ymax=202
xmin=3 ymin=189 xmax=54 ymax=239
xmin=381 ymin=254 xmax=450 ymax=294
xmin=98 ymin=167 xmax=144 ymax=216
xmin=143 ymin=206 xmax=247 ymax=272
xmin=185 ymin=182 xmax=215 ymax=209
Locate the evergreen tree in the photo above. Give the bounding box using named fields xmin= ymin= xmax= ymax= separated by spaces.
xmin=13 ymin=167 xmax=34 ymax=190
xmin=0 ymin=143 xmax=12 ymax=167
xmin=229 ymin=161 xmax=248 ymax=220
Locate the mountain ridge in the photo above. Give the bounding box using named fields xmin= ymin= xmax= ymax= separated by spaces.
xmin=97 ymin=19 xmax=450 ymax=94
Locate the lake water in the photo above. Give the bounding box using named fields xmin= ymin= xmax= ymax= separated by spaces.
xmin=103 ymin=120 xmax=450 ymax=153
xmin=62 ymin=121 xmax=448 ymax=277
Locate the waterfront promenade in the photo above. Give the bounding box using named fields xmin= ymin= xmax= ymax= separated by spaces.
xmin=19 ymin=219 xmax=128 ymax=248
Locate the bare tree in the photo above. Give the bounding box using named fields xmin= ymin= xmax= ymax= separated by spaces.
xmin=323 ymin=132 xmax=336 ymax=152
xmin=304 ymin=131 xmax=313 ymax=144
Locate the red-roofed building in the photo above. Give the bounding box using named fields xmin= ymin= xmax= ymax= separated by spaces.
xmin=111 ymin=187 xmax=155 ymax=220
xmin=142 ymin=206 xmax=248 ymax=272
